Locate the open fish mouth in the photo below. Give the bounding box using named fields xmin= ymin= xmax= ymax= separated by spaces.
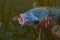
xmin=18 ymin=14 xmax=26 ymax=25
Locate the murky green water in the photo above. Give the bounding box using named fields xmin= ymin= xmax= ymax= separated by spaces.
xmin=0 ymin=0 xmax=60 ymax=40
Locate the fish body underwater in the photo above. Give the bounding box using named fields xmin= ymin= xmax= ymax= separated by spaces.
xmin=18 ymin=7 xmax=60 ymax=28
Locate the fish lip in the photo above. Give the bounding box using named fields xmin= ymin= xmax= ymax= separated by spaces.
xmin=18 ymin=14 xmax=25 ymax=25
